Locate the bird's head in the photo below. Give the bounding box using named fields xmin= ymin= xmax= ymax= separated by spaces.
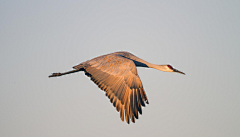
xmin=166 ymin=65 xmax=185 ymax=75
xmin=154 ymin=64 xmax=185 ymax=75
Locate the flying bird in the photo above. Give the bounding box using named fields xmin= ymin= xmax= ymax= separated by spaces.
xmin=49 ymin=51 xmax=185 ymax=124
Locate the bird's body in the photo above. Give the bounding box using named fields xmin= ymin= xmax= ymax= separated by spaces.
xmin=49 ymin=51 xmax=185 ymax=124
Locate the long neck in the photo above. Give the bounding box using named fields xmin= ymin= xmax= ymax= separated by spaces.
xmin=149 ymin=64 xmax=168 ymax=71
xmin=122 ymin=52 xmax=170 ymax=72
xmin=130 ymin=57 xmax=168 ymax=72
xmin=119 ymin=52 xmax=167 ymax=71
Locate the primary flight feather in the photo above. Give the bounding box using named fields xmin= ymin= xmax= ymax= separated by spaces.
xmin=49 ymin=51 xmax=185 ymax=124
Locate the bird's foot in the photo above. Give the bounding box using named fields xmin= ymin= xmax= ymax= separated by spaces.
xmin=49 ymin=73 xmax=62 ymax=78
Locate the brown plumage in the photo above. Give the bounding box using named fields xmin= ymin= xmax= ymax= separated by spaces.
xmin=49 ymin=51 xmax=185 ymax=124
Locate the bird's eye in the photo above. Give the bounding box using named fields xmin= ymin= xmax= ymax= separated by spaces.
xmin=167 ymin=65 xmax=173 ymax=70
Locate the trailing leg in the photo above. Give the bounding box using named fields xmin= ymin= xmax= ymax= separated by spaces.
xmin=49 ymin=69 xmax=82 ymax=78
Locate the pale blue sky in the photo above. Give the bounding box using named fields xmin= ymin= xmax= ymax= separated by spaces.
xmin=1 ymin=1 xmax=240 ymax=137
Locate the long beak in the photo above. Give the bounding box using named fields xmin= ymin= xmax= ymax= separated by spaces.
xmin=173 ymin=68 xmax=185 ymax=75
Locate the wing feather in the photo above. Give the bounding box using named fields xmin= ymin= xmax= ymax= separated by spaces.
xmin=134 ymin=89 xmax=139 ymax=119
xmin=81 ymin=54 xmax=148 ymax=123
xmin=130 ymin=91 xmax=135 ymax=122
xmin=125 ymin=95 xmax=130 ymax=124
xmin=120 ymin=105 xmax=124 ymax=121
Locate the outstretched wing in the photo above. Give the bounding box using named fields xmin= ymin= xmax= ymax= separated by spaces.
xmin=73 ymin=54 xmax=149 ymax=123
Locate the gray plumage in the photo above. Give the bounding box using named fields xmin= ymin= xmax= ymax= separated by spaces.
xmin=49 ymin=51 xmax=185 ymax=124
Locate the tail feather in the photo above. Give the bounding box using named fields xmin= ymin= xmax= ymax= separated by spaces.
xmin=73 ymin=64 xmax=84 ymax=70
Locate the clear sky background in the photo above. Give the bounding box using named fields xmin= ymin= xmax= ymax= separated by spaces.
xmin=1 ymin=1 xmax=240 ymax=137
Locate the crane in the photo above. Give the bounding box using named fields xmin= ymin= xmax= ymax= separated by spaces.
xmin=49 ymin=51 xmax=185 ymax=124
